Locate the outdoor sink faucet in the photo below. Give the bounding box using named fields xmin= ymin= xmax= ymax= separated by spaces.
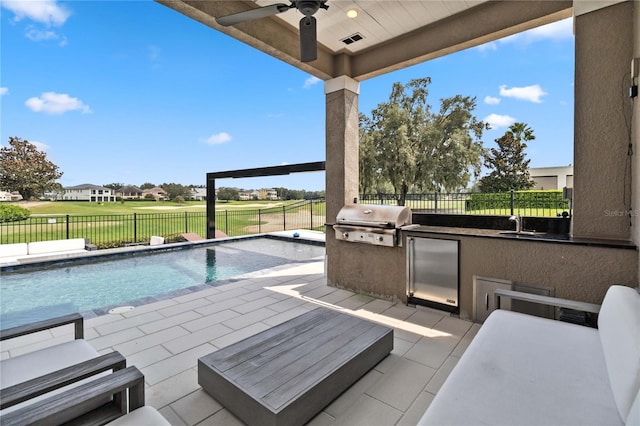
xmin=509 ymin=214 xmax=522 ymax=233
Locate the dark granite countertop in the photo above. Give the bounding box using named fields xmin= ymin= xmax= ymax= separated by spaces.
xmin=402 ymin=225 xmax=637 ymax=250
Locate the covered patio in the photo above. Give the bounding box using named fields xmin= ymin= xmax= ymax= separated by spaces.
xmin=2 ymin=0 xmax=639 ymax=424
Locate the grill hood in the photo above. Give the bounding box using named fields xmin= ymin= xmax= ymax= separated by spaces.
xmin=335 ymin=204 xmax=412 ymax=229
xmin=333 ymin=204 xmax=412 ymax=247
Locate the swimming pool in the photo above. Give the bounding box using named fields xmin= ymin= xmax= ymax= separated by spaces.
xmin=0 ymin=237 xmax=325 ymax=329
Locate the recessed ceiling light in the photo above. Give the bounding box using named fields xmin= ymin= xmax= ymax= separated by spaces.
xmin=346 ymin=9 xmax=358 ymax=18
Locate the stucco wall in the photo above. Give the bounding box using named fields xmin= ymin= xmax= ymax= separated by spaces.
xmin=573 ymin=1 xmax=634 ymax=240
xmin=326 ymin=233 xmax=407 ymax=302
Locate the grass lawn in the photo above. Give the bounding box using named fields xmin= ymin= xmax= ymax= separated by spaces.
xmin=13 ymin=200 xmax=294 ymax=215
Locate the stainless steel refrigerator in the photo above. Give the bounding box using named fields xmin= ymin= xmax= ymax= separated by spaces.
xmin=407 ymin=237 xmax=459 ymax=310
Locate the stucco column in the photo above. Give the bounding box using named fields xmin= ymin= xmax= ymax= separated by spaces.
xmin=572 ymin=1 xmax=633 ymax=240
xmin=633 ymin=2 xmax=640 ymax=278
xmin=324 ymin=75 xmax=360 ymax=287
xmin=324 ymin=76 xmax=360 ymax=221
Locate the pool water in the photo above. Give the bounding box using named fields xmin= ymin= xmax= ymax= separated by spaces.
xmin=0 ymin=238 xmax=324 ymax=329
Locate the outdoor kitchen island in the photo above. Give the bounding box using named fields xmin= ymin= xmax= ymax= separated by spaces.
xmin=403 ymin=226 xmax=637 ymax=320
xmin=198 ymin=307 xmax=393 ymax=426
xmin=326 ymin=220 xmax=637 ymax=322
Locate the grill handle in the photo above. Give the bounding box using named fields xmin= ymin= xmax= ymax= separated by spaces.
xmin=336 ymin=219 xmax=394 ymax=228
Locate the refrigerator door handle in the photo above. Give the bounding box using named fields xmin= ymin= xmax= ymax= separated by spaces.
xmin=407 ymin=237 xmax=414 ymax=297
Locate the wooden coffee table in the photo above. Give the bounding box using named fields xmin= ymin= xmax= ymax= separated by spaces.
xmin=198 ymin=307 xmax=393 ymax=426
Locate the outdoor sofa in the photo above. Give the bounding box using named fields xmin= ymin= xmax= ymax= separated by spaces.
xmin=418 ymin=285 xmax=640 ymax=425
xmin=0 ymin=238 xmax=95 ymax=264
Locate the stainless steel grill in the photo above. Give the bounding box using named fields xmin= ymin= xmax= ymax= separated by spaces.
xmin=333 ymin=204 xmax=412 ymax=247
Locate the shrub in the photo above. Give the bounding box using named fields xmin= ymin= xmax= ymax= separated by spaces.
xmin=466 ymin=190 xmax=569 ymax=211
xmin=0 ymin=204 xmax=31 ymax=222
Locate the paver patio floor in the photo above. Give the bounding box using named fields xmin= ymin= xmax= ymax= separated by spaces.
xmin=1 ymin=259 xmax=480 ymax=426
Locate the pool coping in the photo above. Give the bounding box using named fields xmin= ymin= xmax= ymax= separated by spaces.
xmin=0 ymin=232 xmax=325 ymax=273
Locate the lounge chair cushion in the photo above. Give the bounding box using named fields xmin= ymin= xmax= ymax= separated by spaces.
xmin=597 ymin=285 xmax=640 ymax=420
xmin=0 ymin=339 xmax=107 ymax=414
xmin=106 ymin=406 xmax=171 ymax=425
xmin=1 ymin=339 xmax=98 ymax=388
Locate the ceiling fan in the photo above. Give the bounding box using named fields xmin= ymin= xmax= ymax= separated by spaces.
xmin=216 ymin=1 xmax=329 ymax=63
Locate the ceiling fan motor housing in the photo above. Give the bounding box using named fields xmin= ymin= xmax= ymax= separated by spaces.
xmin=295 ymin=1 xmax=328 ymax=16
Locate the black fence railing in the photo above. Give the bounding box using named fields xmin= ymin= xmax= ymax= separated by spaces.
xmin=0 ymin=200 xmax=326 ymax=246
xmin=360 ymin=190 xmax=571 ymax=217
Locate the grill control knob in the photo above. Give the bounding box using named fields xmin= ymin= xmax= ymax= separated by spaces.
xmin=342 ymin=232 xmax=349 ymax=239
xmin=376 ymin=236 xmax=384 ymax=242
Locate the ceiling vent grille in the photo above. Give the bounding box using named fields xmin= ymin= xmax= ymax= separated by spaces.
xmin=340 ymin=33 xmax=364 ymax=45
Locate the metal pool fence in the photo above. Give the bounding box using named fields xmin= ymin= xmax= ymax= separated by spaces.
xmin=360 ymin=190 xmax=571 ymax=217
xmin=0 ymin=200 xmax=326 ymax=246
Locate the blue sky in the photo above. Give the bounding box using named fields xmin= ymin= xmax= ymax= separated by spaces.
xmin=0 ymin=1 xmax=574 ymax=192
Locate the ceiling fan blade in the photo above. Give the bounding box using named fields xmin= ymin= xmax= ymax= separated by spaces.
xmin=299 ymin=16 xmax=317 ymax=62
xmin=216 ymin=3 xmax=292 ymax=27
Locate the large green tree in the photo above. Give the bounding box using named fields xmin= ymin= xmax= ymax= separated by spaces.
xmin=161 ymin=183 xmax=192 ymax=201
xmin=478 ymin=122 xmax=536 ymax=192
xmin=359 ymin=78 xmax=486 ymax=205
xmin=103 ymin=182 xmax=124 ymax=191
xmin=217 ymin=187 xmax=239 ymax=201
xmin=139 ymin=182 xmax=155 ymax=190
xmin=0 ymin=137 xmax=63 ymax=200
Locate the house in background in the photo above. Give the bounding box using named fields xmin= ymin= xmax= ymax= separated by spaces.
xmin=117 ymin=185 xmax=143 ymax=199
xmin=141 ymin=186 xmax=166 ymax=201
xmin=530 ymin=166 xmax=574 ymax=190
xmin=191 ymin=187 xmax=207 ymax=201
xmin=262 ymin=189 xmax=278 ymax=200
xmin=62 ymin=184 xmax=116 ymax=202
xmin=0 ymin=191 xmax=22 ymax=202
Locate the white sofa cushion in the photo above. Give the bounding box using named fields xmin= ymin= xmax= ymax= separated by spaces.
xmin=418 ymin=309 xmax=622 ymax=425
xmin=0 ymin=243 xmax=28 ymax=258
xmin=27 ymin=238 xmax=86 ymax=255
xmin=597 ymin=285 xmax=640 ymax=421
xmin=627 ymin=390 xmax=640 ymax=425
xmin=106 ymin=406 xmax=171 ymax=426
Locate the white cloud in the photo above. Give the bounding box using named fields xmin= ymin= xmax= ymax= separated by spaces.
xmin=148 ymin=45 xmax=161 ymax=62
xmin=0 ymin=87 xmax=8 ymax=96
xmin=25 ymin=26 xmax=67 ymax=45
xmin=484 ymin=114 xmax=516 ymax=130
xmin=499 ymin=84 xmax=547 ymax=103
xmin=2 ymin=0 xmax=70 ymax=26
xmin=484 ymin=96 xmax=501 ymax=105
xmin=475 ymin=18 xmax=572 ymax=52
xmin=303 ymin=76 xmax=321 ymax=89
xmin=25 ymin=92 xmax=92 ymax=115
xmin=31 ymin=140 xmax=49 ymax=152
xmin=476 ymin=41 xmax=497 ymax=52
xmin=205 ymin=132 xmax=232 ymax=145
xmin=523 ymin=18 xmax=573 ymax=42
